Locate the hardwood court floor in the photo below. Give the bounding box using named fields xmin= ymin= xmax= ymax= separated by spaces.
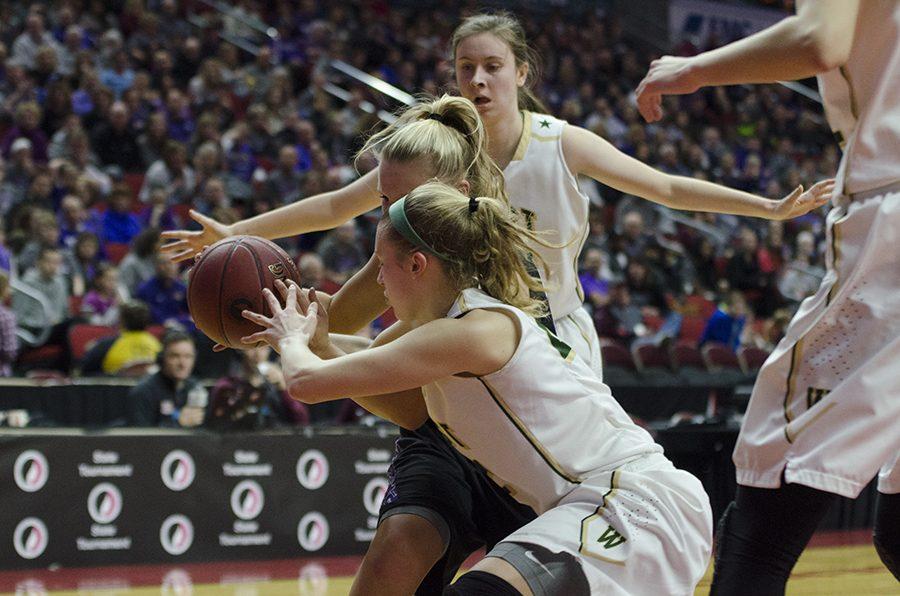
xmin=1 ymin=532 xmax=895 ymax=595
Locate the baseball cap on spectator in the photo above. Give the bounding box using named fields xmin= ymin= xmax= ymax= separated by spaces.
xmin=11 ymin=138 xmax=32 ymax=153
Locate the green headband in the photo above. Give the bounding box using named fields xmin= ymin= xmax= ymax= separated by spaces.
xmin=388 ymin=197 xmax=454 ymax=261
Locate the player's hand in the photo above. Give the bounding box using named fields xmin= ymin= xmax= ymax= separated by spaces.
xmin=275 ymin=280 xmax=331 ymax=354
xmin=635 ymin=55 xmax=700 ymax=122
xmin=159 ymin=210 xmax=233 ymax=263
xmin=772 ymin=179 xmax=834 ymax=220
xmin=241 ymin=285 xmax=317 ymax=349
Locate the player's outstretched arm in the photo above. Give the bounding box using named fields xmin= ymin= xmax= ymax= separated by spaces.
xmin=562 ymin=125 xmax=833 ymax=219
xmin=160 ymin=169 xmax=382 ymax=263
xmin=635 ymin=0 xmax=861 ymax=122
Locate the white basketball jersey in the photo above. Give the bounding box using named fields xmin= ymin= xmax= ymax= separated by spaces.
xmin=504 ymin=112 xmax=590 ymax=320
xmin=422 ymin=288 xmax=661 ymax=513
xmin=815 ymin=1 xmax=900 ymax=195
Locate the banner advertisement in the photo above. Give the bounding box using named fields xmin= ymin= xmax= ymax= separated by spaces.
xmin=0 ymin=428 xmax=397 ymax=569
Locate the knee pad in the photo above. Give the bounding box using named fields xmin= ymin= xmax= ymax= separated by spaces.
xmin=443 ymin=570 xmax=519 ymax=596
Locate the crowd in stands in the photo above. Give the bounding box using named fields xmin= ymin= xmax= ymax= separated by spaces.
xmin=0 ymin=1 xmax=835 ymax=426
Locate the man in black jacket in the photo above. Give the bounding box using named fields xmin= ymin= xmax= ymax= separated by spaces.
xmin=128 ymin=331 xmax=207 ymax=427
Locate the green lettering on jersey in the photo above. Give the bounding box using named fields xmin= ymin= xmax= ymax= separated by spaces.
xmin=597 ymin=525 xmax=627 ymax=549
xmin=538 ymin=323 xmax=573 ymax=361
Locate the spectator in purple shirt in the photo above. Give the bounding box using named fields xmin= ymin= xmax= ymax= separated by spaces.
xmin=1 ymin=102 xmax=49 ymax=163
xmin=135 ymin=254 xmax=190 ymax=329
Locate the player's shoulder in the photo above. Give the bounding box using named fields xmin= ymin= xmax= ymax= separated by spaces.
xmin=526 ymin=111 xmax=566 ymax=137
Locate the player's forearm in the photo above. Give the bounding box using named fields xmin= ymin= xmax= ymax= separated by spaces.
xmin=230 ymin=191 xmax=355 ymax=239
xmin=686 ymin=5 xmax=855 ymax=86
xmin=328 ymin=259 xmax=389 ymax=334
xmin=279 ymin=335 xmax=335 ymax=404
xmin=663 ymin=176 xmax=777 ymax=218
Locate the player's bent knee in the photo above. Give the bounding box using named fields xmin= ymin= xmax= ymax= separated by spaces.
xmin=368 ymin=511 xmax=448 ymax=574
xmin=443 ymin=570 xmax=520 ymax=595
xmin=485 ymin=541 xmax=591 ymax=595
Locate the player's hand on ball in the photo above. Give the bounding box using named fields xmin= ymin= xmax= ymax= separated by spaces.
xmin=241 ymin=285 xmax=317 ymax=350
xmin=160 ymin=210 xmax=232 ymax=263
xmin=773 ymin=179 xmax=834 ymax=220
xmin=635 ymin=55 xmax=699 ymax=122
xmin=274 ymin=280 xmax=331 ymax=354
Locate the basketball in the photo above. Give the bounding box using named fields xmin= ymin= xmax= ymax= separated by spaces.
xmin=187 ymin=236 xmax=301 ymax=348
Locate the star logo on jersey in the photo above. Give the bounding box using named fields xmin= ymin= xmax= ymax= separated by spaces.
xmin=539 ymin=119 xmax=550 ymax=129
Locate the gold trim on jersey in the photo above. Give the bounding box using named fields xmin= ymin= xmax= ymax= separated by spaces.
xmin=572 ymin=219 xmax=590 ymax=302
xmin=826 ymin=209 xmax=851 ymax=306
xmin=510 ymin=111 xmax=532 ymax=162
xmin=579 ymin=470 xmax=627 ymax=565
xmin=782 ymin=338 xmax=804 ymax=441
xmin=785 ymin=402 xmax=837 ymax=444
xmin=478 ymin=378 xmax=583 ymax=485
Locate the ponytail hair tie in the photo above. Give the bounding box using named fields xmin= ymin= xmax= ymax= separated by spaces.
xmin=468 ymin=196 xmax=479 ymax=214
xmin=425 ymin=112 xmax=467 ymax=136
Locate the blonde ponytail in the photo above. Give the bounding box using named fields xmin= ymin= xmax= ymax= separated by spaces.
xmin=358 ymin=94 xmax=508 ymax=205
xmin=382 ymin=181 xmax=555 ymax=316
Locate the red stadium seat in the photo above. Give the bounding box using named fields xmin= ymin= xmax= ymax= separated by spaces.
xmin=599 ymin=338 xmax=636 ymax=370
xmin=631 ymin=343 xmax=670 ymax=372
xmin=671 ymin=341 xmax=705 ymax=371
xmin=147 ymin=325 xmax=166 ymax=339
xmin=68 ymin=324 xmax=118 ymax=361
xmin=681 ymin=294 xmax=716 ymax=319
xmin=701 ymin=342 xmax=742 ymax=372
xmin=737 ymin=345 xmax=771 ymax=375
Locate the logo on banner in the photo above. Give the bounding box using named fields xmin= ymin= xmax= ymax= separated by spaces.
xmin=298 ymin=562 xmax=328 ymax=595
xmin=88 ymin=483 xmax=123 ymax=524
xmin=13 ymin=517 xmax=48 ymax=559
xmin=14 ymin=450 xmax=49 ymax=492
xmin=297 ymin=512 xmax=329 ymax=552
xmin=296 ymin=450 xmax=329 ymax=490
xmin=161 ymin=450 xmax=196 ymax=491
xmin=363 ymin=477 xmax=388 ymax=517
xmin=160 ymin=515 xmax=194 ymax=556
xmin=230 ymin=480 xmax=265 ymax=520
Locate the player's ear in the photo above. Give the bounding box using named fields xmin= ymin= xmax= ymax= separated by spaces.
xmin=456 ymin=179 xmax=471 ymax=196
xmin=409 ymin=251 xmax=428 ymax=276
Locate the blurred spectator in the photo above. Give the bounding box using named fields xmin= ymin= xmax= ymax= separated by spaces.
xmin=135 ymin=253 xmax=189 ymax=328
xmin=90 ymin=101 xmax=143 ymax=172
xmin=778 ymin=230 xmax=825 ymax=303
xmin=17 ymin=208 xmax=76 ymax=276
xmin=139 ymin=139 xmax=195 ymax=203
xmin=208 ymin=345 xmax=296 ymax=430
xmin=11 ymin=12 xmax=60 ymax=71
xmin=297 ymin=252 xmax=326 ymax=291
xmin=0 ymin=218 xmax=12 ymax=272
xmin=317 ymin=220 xmax=366 ymax=285
xmin=118 ymin=227 xmax=160 ymax=294
xmin=137 ymin=111 xmax=169 ymax=168
xmin=725 ymin=226 xmax=777 ymax=315
xmin=12 ymin=245 xmax=69 ymax=346
xmin=579 ymin=247 xmax=613 ymax=314
xmin=0 ymin=271 xmax=18 ymax=376
xmin=58 ymin=194 xmax=101 ymax=249
xmin=127 ymin=331 xmax=205 ymax=427
xmin=99 ymin=50 xmax=135 ymax=99
xmin=2 ymin=102 xmax=49 ymax=163
xmin=138 ymin=187 xmax=179 ymax=231
xmin=80 ymin=263 xmax=123 ymax=326
xmin=81 ymin=300 xmax=159 ymax=375
xmin=594 ymin=282 xmax=645 ymax=345
xmin=101 ymin=185 xmax=141 ymax=245
xmin=699 ymin=291 xmax=750 ymax=351
xmin=265 ymin=144 xmax=305 ymax=204
xmin=71 ymin=231 xmax=102 ymax=293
